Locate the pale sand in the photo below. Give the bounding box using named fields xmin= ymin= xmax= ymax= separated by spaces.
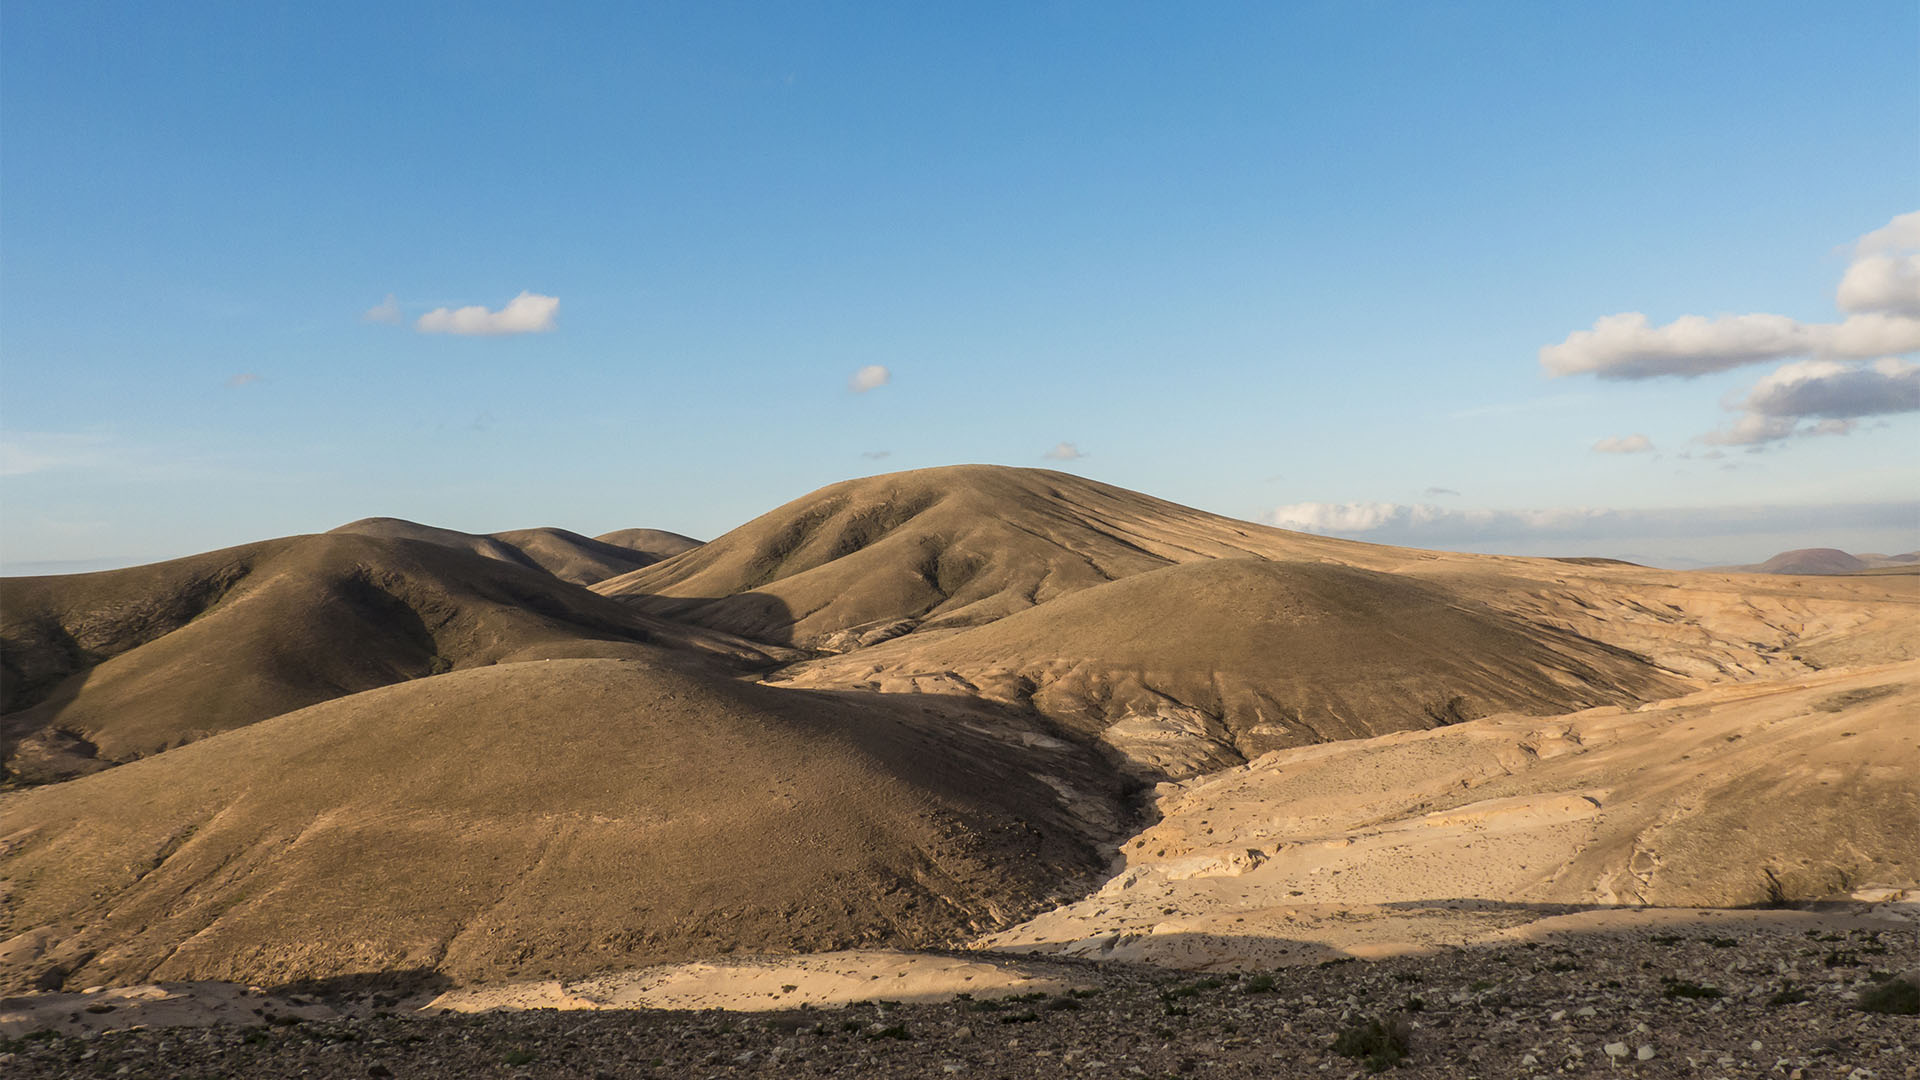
xmin=0 ymin=982 xmax=336 ymax=1038
xmin=424 ymin=950 xmax=1092 ymax=1014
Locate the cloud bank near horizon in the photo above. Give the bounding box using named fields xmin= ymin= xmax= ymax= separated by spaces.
xmin=1267 ymin=498 xmax=1918 ymax=557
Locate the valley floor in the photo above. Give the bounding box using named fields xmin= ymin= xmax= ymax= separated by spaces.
xmin=3 ymin=919 xmax=1915 ymax=1079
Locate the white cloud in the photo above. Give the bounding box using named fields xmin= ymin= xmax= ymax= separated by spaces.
xmin=1853 ymin=210 xmax=1920 ymax=255
xmin=363 ymin=293 xmax=402 ymax=325
xmin=1424 ymin=486 xmax=1461 ymax=497
xmin=1836 ymin=253 xmax=1920 ymax=317
xmin=848 ymin=364 xmax=891 ymax=393
xmin=860 ymin=449 xmax=891 ymax=460
xmin=1270 ymin=501 xmax=1404 ymax=532
xmin=1043 ymin=441 xmax=1087 ymax=461
xmin=1541 ymin=210 xmax=1920 ymax=379
xmin=226 ymin=372 xmax=262 ymax=388
xmin=416 ymin=291 xmax=559 ymax=336
xmin=1592 ymin=433 xmax=1653 ymax=454
xmin=1703 ymin=357 xmax=1920 ymax=445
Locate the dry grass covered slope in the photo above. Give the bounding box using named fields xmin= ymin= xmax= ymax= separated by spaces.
xmin=0 ymin=658 xmax=1127 ymax=993
xmin=0 ymin=533 xmax=779 ymax=785
xmin=774 ymin=559 xmax=1690 ymax=779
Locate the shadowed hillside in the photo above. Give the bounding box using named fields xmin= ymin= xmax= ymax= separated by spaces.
xmin=0 ymin=658 xmax=1127 ymax=992
xmin=0 ymin=533 xmax=780 ymax=784
xmin=775 ymin=559 xmax=1690 ymax=779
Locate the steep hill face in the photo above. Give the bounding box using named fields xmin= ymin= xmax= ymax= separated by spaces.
xmin=0 ymin=534 xmax=779 ymax=784
xmin=774 ymin=559 xmax=1690 ymax=779
xmin=592 ymin=466 xmax=1390 ymax=649
xmin=330 ymin=518 xmax=687 ymax=585
xmin=0 ymin=658 xmax=1126 ymax=992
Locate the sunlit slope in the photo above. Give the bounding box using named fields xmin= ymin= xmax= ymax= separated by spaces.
xmin=592 ymin=465 xmax=1401 ymax=648
xmin=773 ymin=559 xmax=1690 ymax=778
xmin=0 ymin=658 xmax=1124 ymax=992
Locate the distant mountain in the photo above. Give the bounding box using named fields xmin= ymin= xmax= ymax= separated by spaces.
xmin=329 ymin=518 xmax=702 ymax=585
xmin=592 ymin=527 xmax=704 ymax=563
xmin=1715 ymin=547 xmax=1920 ymax=576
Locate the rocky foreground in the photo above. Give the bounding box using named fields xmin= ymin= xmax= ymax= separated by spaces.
xmin=3 ymin=923 xmax=1914 ymax=1079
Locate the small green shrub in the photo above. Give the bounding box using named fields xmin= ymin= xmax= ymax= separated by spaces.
xmin=1241 ymin=973 xmax=1277 ymax=994
xmin=1332 ymin=1016 xmax=1411 ymax=1073
xmin=503 ymin=1049 xmax=536 ymax=1066
xmin=1859 ymin=978 xmax=1920 ymax=1016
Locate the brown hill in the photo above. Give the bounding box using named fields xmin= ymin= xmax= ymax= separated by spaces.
xmin=592 ymin=465 xmax=1387 ymax=649
xmin=775 ymin=559 xmax=1690 ymax=779
xmin=330 ymin=518 xmax=684 ymax=585
xmin=592 ymin=527 xmax=704 ymax=563
xmin=0 ymin=658 xmax=1124 ymax=992
xmin=0 ymin=534 xmax=781 ymax=785
xmin=1754 ymin=548 xmax=1870 ymax=575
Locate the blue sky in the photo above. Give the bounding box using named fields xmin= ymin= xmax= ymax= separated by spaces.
xmin=3 ymin=1 xmax=1915 ymax=572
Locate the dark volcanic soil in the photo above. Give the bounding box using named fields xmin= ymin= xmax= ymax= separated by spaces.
xmin=4 ymin=925 xmax=1914 ymax=1079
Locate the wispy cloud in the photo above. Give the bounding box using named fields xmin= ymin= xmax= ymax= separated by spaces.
xmin=363 ymin=293 xmax=402 ymax=325
xmin=1043 ymin=441 xmax=1086 ymax=460
xmin=0 ymin=432 xmax=112 ymax=477
xmin=1592 ymin=433 xmax=1653 ymax=454
xmin=1423 ymin=486 xmax=1461 ymax=497
xmin=226 ymin=372 xmax=262 ymax=388
xmin=860 ymin=449 xmax=891 ymax=460
xmin=848 ymin=364 xmax=891 ymax=393
xmin=416 ymin=291 xmax=559 ymax=336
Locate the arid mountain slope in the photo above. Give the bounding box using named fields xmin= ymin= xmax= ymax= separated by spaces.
xmin=593 ymin=467 xmax=1918 ymax=684
xmin=331 ymin=518 xmax=682 ymax=585
xmin=0 ymin=534 xmax=778 ymax=784
xmin=775 ymin=559 xmax=1689 ymax=779
xmin=592 ymin=466 xmax=1409 ymax=648
xmin=984 ymin=661 xmax=1920 ymax=969
xmin=0 ymin=658 xmax=1126 ymax=992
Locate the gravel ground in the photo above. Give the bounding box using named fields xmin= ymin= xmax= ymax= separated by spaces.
xmin=3 ymin=925 xmax=1913 ymax=1079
